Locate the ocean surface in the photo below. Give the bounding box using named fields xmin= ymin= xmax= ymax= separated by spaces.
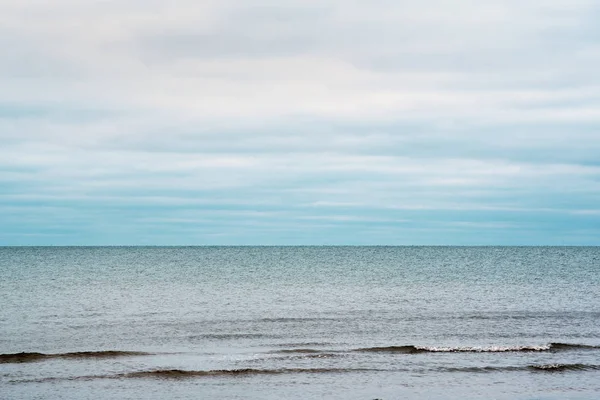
xmin=1 ymin=246 xmax=599 ymax=399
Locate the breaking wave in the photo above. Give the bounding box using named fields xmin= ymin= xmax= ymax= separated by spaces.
xmin=3 ymin=343 xmax=596 ymax=365
xmin=354 ymin=343 xmax=600 ymax=353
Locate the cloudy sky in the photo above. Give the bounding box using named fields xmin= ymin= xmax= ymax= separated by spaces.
xmin=1 ymin=0 xmax=599 ymax=245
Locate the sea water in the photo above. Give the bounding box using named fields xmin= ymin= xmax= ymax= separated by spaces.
xmin=1 ymin=246 xmax=599 ymax=399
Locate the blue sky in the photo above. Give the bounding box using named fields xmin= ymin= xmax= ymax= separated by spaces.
xmin=1 ymin=0 xmax=599 ymax=245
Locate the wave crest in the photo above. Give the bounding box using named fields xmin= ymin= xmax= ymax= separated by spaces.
xmin=355 ymin=343 xmax=600 ymax=354
xmin=123 ymin=367 xmax=355 ymax=379
xmin=529 ymin=363 xmax=600 ymax=372
xmin=0 ymin=351 xmax=150 ymax=364
xmin=11 ymin=368 xmax=374 ymax=383
xmin=355 ymin=345 xmax=427 ymax=354
xmin=436 ymin=364 xmax=600 ymax=373
xmin=270 ymin=349 xmax=324 ymax=354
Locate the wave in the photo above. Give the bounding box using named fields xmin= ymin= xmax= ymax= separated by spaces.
xmin=274 ymin=342 xmax=335 ymax=348
xmin=288 ymin=353 xmax=340 ymax=360
xmin=264 ymin=349 xmax=340 ymax=360
xmin=259 ymin=317 xmax=338 ymax=323
xmin=0 ymin=351 xmax=150 ymax=364
xmin=436 ymin=366 xmax=523 ymax=373
xmin=529 ymin=364 xmax=600 ymax=372
xmin=547 ymin=343 xmax=600 ymax=351
xmin=4 ymin=343 xmax=595 ymax=365
xmin=355 ymin=345 xmax=428 ymax=354
xmin=354 ymin=343 xmax=600 ymax=354
xmin=189 ymin=333 xmax=277 ymax=340
xmin=13 ymin=363 xmax=599 ymax=385
xmin=122 ymin=367 xmax=360 ymax=379
xmin=12 ymin=368 xmax=374 ymax=383
xmin=270 ymin=349 xmax=325 ymax=354
xmin=435 ymin=364 xmax=600 ymax=373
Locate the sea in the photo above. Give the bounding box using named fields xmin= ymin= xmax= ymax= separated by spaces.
xmin=1 ymin=246 xmax=599 ymax=399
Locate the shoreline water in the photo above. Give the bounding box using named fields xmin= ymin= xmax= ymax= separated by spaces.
xmin=2 ymin=246 xmax=599 ymax=399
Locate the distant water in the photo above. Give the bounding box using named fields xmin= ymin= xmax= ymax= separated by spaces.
xmin=1 ymin=246 xmax=599 ymax=399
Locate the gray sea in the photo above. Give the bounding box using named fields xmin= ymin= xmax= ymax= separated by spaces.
xmin=1 ymin=246 xmax=599 ymax=399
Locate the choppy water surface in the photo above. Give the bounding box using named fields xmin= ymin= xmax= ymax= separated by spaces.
xmin=1 ymin=246 xmax=599 ymax=399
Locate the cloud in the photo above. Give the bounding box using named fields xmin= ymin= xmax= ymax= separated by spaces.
xmin=0 ymin=0 xmax=599 ymax=244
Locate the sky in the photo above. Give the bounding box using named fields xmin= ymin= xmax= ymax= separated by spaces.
xmin=1 ymin=0 xmax=599 ymax=245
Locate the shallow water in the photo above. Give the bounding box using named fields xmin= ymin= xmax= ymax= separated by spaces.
xmin=1 ymin=246 xmax=599 ymax=399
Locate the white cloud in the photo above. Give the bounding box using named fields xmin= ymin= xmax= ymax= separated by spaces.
xmin=1 ymin=0 xmax=599 ymax=244
xmin=2 ymin=0 xmax=599 ymax=121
